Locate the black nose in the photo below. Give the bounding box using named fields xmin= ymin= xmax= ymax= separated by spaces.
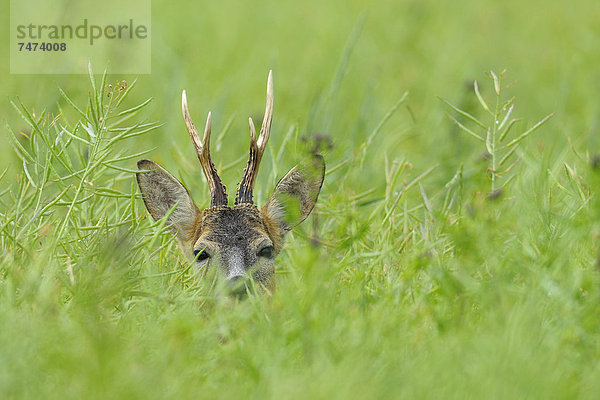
xmin=227 ymin=276 xmax=249 ymax=298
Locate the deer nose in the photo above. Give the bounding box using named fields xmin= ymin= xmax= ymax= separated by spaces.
xmin=225 ymin=249 xmax=245 ymax=280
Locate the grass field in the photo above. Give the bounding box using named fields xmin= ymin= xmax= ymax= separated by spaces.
xmin=2 ymin=0 xmax=600 ymax=398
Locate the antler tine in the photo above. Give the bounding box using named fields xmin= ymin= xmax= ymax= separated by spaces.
xmin=248 ymin=117 xmax=257 ymax=142
xmin=235 ymin=70 xmax=274 ymax=205
xmin=258 ymin=70 xmax=274 ymax=151
xmin=181 ymin=90 xmax=228 ymax=207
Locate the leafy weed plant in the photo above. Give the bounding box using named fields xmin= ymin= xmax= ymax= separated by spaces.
xmin=441 ymin=70 xmax=553 ymax=195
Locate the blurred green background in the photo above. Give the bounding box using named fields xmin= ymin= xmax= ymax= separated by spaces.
xmin=2 ymin=0 xmax=600 ymax=398
xmin=3 ymin=0 xmax=599 ymax=183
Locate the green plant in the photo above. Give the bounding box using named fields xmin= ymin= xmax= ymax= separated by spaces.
xmin=441 ymin=70 xmax=553 ymax=195
xmin=1 ymin=65 xmax=171 ymax=308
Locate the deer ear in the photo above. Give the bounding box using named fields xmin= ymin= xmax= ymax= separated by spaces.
xmin=262 ymin=155 xmax=325 ymax=236
xmin=136 ymin=159 xmax=200 ymax=243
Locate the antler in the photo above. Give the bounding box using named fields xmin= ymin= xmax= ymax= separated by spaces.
xmin=182 ymin=90 xmax=228 ymax=207
xmin=235 ymin=70 xmax=274 ymax=205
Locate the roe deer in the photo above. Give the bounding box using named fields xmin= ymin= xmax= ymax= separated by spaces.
xmin=136 ymin=71 xmax=325 ymax=294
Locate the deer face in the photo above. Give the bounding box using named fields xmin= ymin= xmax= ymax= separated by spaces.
xmin=136 ymin=72 xmax=325 ymax=294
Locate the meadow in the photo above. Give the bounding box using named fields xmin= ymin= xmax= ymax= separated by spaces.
xmin=1 ymin=0 xmax=600 ymax=398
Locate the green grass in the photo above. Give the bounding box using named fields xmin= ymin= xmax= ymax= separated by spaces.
xmin=2 ymin=0 xmax=600 ymax=398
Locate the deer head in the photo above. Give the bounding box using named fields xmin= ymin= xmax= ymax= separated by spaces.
xmin=136 ymin=71 xmax=325 ymax=294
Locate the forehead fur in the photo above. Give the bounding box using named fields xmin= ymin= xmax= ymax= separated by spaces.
xmin=197 ymin=204 xmax=269 ymax=244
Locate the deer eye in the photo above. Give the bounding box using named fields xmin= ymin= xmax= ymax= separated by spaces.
xmin=257 ymin=245 xmax=274 ymax=259
xmin=193 ymin=249 xmax=210 ymax=262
